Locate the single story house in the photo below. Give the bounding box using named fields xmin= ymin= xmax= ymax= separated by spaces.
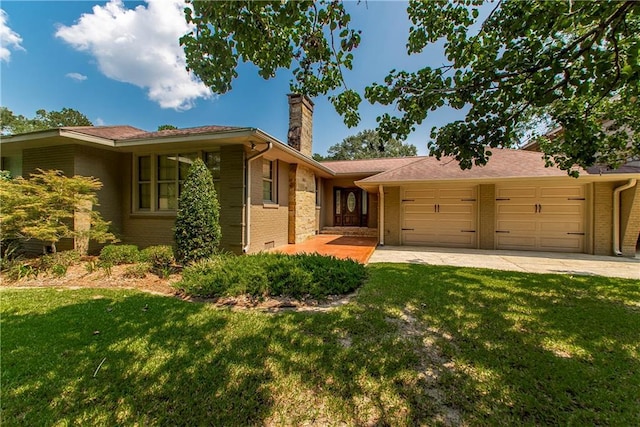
xmin=1 ymin=95 xmax=639 ymax=257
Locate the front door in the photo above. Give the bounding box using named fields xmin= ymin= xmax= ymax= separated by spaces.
xmin=334 ymin=187 xmax=366 ymax=226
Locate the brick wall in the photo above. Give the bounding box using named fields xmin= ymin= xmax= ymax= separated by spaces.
xmin=478 ymin=184 xmax=495 ymax=249
xmin=384 ymin=186 xmax=401 ymax=245
xmin=593 ymin=181 xmax=615 ymax=256
xmin=620 ymin=183 xmax=640 ymax=257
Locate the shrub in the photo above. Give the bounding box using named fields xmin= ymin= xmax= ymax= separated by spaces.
xmin=174 ymin=158 xmax=221 ymax=264
xmin=123 ymin=262 xmax=151 ymax=279
xmin=176 ymin=252 xmax=367 ymax=299
xmin=140 ymin=245 xmax=175 ymax=268
xmin=99 ymin=245 xmax=140 ymax=265
xmin=140 ymin=245 xmax=177 ymax=278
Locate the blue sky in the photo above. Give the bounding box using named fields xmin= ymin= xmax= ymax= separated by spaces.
xmin=0 ymin=0 xmax=465 ymax=156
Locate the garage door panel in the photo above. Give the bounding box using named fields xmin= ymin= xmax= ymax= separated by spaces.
xmin=438 ymin=188 xmax=476 ymax=199
xmin=439 ymin=204 xmax=475 ymax=214
xmin=495 ymin=184 xmax=585 ymax=253
xmin=404 ymin=189 xmax=436 ymax=199
xmin=539 ymin=237 xmax=583 ymax=252
xmin=539 ymin=186 xmax=585 ymax=199
xmin=540 ymin=221 xmax=582 ymax=233
xmin=497 ymin=204 xmax=537 ymax=215
xmin=401 ymin=185 xmax=477 ymax=249
xmin=496 ymin=187 xmax=536 ymax=199
xmin=496 ymin=235 xmax=536 ymax=250
xmin=497 ymin=220 xmax=536 ymax=232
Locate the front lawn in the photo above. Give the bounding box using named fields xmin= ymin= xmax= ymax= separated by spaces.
xmin=2 ymin=264 xmax=639 ymax=425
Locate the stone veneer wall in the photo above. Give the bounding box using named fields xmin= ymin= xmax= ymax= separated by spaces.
xmin=288 ymin=164 xmax=317 ymax=243
xmin=287 ymin=94 xmax=314 ymax=157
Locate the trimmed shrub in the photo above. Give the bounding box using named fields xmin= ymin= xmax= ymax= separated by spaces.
xmin=140 ymin=245 xmax=175 ymax=268
xmin=174 ymin=158 xmax=221 ymax=264
xmin=176 ymin=252 xmax=367 ymax=299
xmin=99 ymin=245 xmax=140 ymax=265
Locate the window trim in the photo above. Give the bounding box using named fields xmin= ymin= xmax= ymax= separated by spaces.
xmin=262 ymin=158 xmax=278 ymax=204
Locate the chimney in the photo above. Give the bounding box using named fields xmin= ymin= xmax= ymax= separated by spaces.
xmin=287 ymin=94 xmax=314 ymax=157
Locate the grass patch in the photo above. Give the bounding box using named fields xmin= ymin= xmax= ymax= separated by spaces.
xmin=176 ymin=252 xmax=367 ymax=299
xmin=2 ymin=264 xmax=639 ymax=425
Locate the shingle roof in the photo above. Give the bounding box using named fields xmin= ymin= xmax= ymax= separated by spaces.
xmin=63 ymin=125 xmax=246 ymax=141
xmin=358 ymin=148 xmax=583 ymax=183
xmin=61 ymin=126 xmax=146 ymax=140
xmin=321 ymin=157 xmax=424 ymax=175
xmin=126 ymin=125 xmax=246 ymax=140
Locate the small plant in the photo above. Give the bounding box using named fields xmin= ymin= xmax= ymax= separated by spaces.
xmin=6 ymin=262 xmax=38 ymax=281
xmin=99 ymin=245 xmax=140 ymax=265
xmin=85 ymin=258 xmax=98 ymax=274
xmin=50 ymin=263 xmax=68 ymax=278
xmin=123 ymin=262 xmax=151 ymax=279
xmin=99 ymin=260 xmax=113 ymax=277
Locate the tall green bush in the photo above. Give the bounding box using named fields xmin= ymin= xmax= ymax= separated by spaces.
xmin=174 ymin=158 xmax=221 ymax=264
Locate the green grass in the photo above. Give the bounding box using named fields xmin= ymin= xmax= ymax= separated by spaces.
xmin=2 ymin=264 xmax=639 ymax=425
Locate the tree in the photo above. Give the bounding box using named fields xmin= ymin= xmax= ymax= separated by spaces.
xmin=174 ymin=158 xmax=221 ymax=264
xmin=182 ymin=0 xmax=640 ymax=173
xmin=316 ymin=129 xmax=417 ymax=161
xmin=0 ymin=107 xmax=92 ymax=134
xmin=0 ymin=169 xmax=116 ymax=254
xmin=157 ymin=124 xmax=178 ymax=131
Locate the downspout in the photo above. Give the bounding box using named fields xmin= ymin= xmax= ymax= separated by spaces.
xmin=243 ymin=142 xmax=273 ymax=253
xmin=378 ymin=185 xmax=385 ymax=246
xmin=613 ymin=178 xmax=637 ymax=256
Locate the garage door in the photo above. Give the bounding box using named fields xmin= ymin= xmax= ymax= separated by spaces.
xmin=495 ymin=184 xmax=586 ymax=252
xmin=401 ymin=186 xmax=477 ymax=248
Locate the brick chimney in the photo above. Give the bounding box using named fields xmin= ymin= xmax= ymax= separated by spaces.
xmin=287 ymin=94 xmax=314 ymax=157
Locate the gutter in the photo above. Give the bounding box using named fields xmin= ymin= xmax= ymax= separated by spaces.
xmin=243 ymin=141 xmax=273 ymax=253
xmin=613 ymin=178 xmax=637 ymax=256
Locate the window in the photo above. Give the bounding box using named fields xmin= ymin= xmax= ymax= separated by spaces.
xmin=135 ymin=152 xmax=197 ymax=212
xmin=315 ymin=177 xmax=321 ymax=206
xmin=204 ymin=151 xmax=221 ymax=195
xmin=138 ymin=156 xmax=151 ymax=210
xmin=262 ymin=159 xmax=276 ymax=203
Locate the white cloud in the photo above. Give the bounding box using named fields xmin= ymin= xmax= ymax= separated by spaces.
xmin=0 ymin=9 xmax=25 ymax=62
xmin=55 ymin=0 xmax=211 ymax=110
xmin=66 ymin=72 xmax=88 ymax=81
xmin=94 ymin=117 xmax=106 ymax=126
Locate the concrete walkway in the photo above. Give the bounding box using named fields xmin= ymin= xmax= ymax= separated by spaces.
xmin=369 ymin=246 xmax=640 ymax=279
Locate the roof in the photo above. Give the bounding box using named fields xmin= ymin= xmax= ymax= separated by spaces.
xmin=357 ymin=149 xmax=584 ymax=184
xmin=60 ymin=125 xmax=246 ymax=141
xmin=60 ymin=125 xmax=146 ymax=140
xmin=321 ymin=157 xmax=424 ymax=175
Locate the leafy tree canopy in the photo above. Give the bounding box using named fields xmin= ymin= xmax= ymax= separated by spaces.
xmin=182 ymin=0 xmax=640 ymax=173
xmin=1 ymin=107 xmax=92 ymax=135
xmin=314 ymin=129 xmax=417 ymax=161
xmin=157 ymin=124 xmax=178 ymax=131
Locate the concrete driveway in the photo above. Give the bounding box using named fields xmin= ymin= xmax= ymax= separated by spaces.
xmin=369 ymin=246 xmax=640 ymax=279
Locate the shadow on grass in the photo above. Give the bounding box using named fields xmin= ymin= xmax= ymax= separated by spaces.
xmin=2 ymin=264 xmax=639 ymax=425
xmin=363 ymin=264 xmax=640 ymax=425
xmin=2 ymin=288 xmax=424 ymax=425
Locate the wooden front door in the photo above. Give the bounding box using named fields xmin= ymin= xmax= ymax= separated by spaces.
xmin=334 ymin=187 xmax=367 ymax=226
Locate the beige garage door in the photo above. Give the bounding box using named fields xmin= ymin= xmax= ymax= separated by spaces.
xmin=495 ymin=184 xmax=586 ymax=253
xmin=401 ymin=186 xmax=477 ymax=248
